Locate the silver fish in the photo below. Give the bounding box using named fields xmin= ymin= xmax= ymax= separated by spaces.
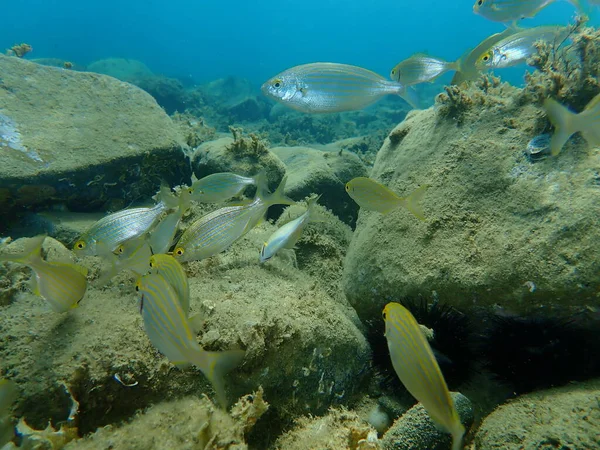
xmin=390 ymin=54 xmax=459 ymax=85
xmin=262 ymin=63 xmax=418 ymax=112
xmin=191 ymin=172 xmax=258 ymax=203
xmin=473 ymin=0 xmax=581 ymax=23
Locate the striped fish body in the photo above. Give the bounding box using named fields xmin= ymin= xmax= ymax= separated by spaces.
xmin=191 ymin=172 xmax=256 ymax=203
xmin=262 ymin=63 xmax=406 ymax=113
xmin=0 ymin=235 xmax=88 ymax=312
xmin=74 ymin=202 xmax=167 ymax=256
xmin=478 ymin=26 xmax=570 ymax=70
xmin=174 ymin=199 xmax=266 ymax=262
xmin=383 ymin=302 xmax=465 ymax=450
xmin=391 ymin=55 xmax=458 ymax=85
xmin=149 ymin=254 xmax=190 ymax=315
xmin=473 ymin=0 xmax=557 ymax=22
xmin=137 ymin=274 xmax=245 ymax=406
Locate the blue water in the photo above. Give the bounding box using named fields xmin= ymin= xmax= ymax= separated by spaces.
xmin=1 ymin=0 xmax=596 ymax=87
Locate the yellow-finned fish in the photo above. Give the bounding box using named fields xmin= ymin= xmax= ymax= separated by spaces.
xmin=473 ymin=0 xmax=582 ymax=23
xmin=73 ymin=185 xmax=178 ymax=257
xmin=0 ymin=378 xmax=17 ymax=447
xmin=451 ymin=27 xmax=518 ymax=84
xmin=383 ymin=303 xmax=465 ymax=450
xmin=475 ymin=25 xmax=571 ymax=71
xmin=149 ymin=254 xmax=189 ymax=315
xmin=542 ymin=93 xmax=600 ymax=156
xmin=148 ymin=186 xmax=192 ymax=255
xmin=0 ymin=236 xmax=88 ymax=312
xmin=173 ymin=174 xmax=295 ymax=262
xmin=345 ymin=177 xmax=428 ymax=220
xmin=136 ymin=273 xmax=244 ymax=407
xmin=390 ymin=54 xmax=459 ymax=86
xmin=191 ymin=172 xmax=258 ymax=204
xmin=97 ymin=236 xmax=152 ymax=286
xmin=262 ymin=63 xmax=419 ymax=112
xmin=260 ymin=196 xmax=320 ymax=263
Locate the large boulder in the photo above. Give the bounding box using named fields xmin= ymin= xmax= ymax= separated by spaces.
xmin=0 ymin=55 xmax=191 ymax=213
xmin=270 ymin=146 xmax=368 ymax=227
xmin=342 ymin=81 xmax=600 ymax=324
xmin=474 ymin=379 xmax=600 ymax=449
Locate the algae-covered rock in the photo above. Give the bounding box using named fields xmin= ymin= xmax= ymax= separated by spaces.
xmin=86 ymin=58 xmax=154 ymax=83
xmin=0 ymin=222 xmax=370 ymax=438
xmin=343 ymin=80 xmax=600 ymax=324
xmin=381 ymin=392 xmax=473 ymax=450
xmin=273 ymin=407 xmax=379 ymax=450
xmin=270 ymin=146 xmax=368 ymax=227
xmin=473 ymin=379 xmax=600 ymax=449
xmin=0 ymin=55 xmax=191 ymax=213
xmin=191 ymin=129 xmax=286 ymax=192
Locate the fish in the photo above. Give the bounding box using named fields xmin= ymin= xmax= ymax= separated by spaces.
xmin=149 ymin=253 xmax=189 ymax=315
xmin=191 ymin=172 xmax=258 ymax=203
xmin=451 ymin=27 xmax=518 ymax=84
xmin=148 ymin=186 xmax=192 ymax=255
xmin=383 ymin=302 xmax=465 ymax=450
xmin=0 ymin=235 xmax=88 ymax=313
xmin=136 ymin=273 xmax=244 ymax=407
xmin=261 ymin=63 xmax=419 ymax=113
xmin=473 ymin=0 xmax=582 ymax=23
xmin=542 ymin=93 xmax=600 ymax=156
xmin=173 ymin=174 xmax=295 ymax=262
xmin=345 ymin=177 xmax=428 ymax=220
xmin=0 ymin=378 xmax=17 ymax=447
xmin=73 ymin=185 xmax=178 ymax=257
xmin=260 ymin=195 xmax=320 ymax=263
xmin=475 ymin=25 xmax=571 ymax=70
xmin=390 ymin=54 xmax=459 ymax=85
xmin=96 ymin=236 xmax=153 ymax=286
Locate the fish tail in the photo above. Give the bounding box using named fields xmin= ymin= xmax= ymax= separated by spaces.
xmin=188 ymin=348 xmax=245 ymax=408
xmin=401 ymin=185 xmax=429 ymax=221
xmin=543 ymin=98 xmax=578 ymax=156
xmin=251 ymin=169 xmax=267 ymax=188
xmin=399 ymin=86 xmax=420 ymax=109
xmin=263 ymin=175 xmax=296 ymax=207
xmin=0 ymin=235 xmax=45 ymax=266
xmin=157 ymin=183 xmax=179 ymax=210
xmin=451 ymin=424 xmax=465 ymax=450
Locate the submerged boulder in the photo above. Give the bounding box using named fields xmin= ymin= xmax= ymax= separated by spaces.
xmin=343 ymin=81 xmax=600 ymax=324
xmin=270 ymin=146 xmax=368 ymax=227
xmin=0 ymin=55 xmax=191 ymax=213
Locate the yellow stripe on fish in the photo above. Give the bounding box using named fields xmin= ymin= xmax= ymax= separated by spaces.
xmin=73 ymin=185 xmax=179 ymax=257
xmin=174 ymin=174 xmax=295 ymax=262
xmin=345 ymin=177 xmax=428 ymax=220
xmin=260 ymin=195 xmax=320 ymax=263
xmin=149 ymin=253 xmax=190 ymax=315
xmin=0 ymin=235 xmax=88 ymax=313
xmin=136 ymin=273 xmax=244 ymax=407
xmin=383 ymin=302 xmax=465 ymax=450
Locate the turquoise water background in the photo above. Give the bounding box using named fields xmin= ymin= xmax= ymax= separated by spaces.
xmin=1 ymin=0 xmax=597 ymax=85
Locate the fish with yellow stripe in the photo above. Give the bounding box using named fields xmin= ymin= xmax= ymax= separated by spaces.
xmin=149 ymin=253 xmax=189 ymax=315
xmin=345 ymin=177 xmax=428 ymax=220
xmin=383 ymin=302 xmax=465 ymax=450
xmin=73 ymin=185 xmax=179 ymax=257
xmin=173 ymin=173 xmax=295 ymax=262
xmin=0 ymin=235 xmax=88 ymax=313
xmin=136 ymin=273 xmax=244 ymax=407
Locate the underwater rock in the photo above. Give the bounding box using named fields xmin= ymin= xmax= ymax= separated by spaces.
xmin=380 ymin=392 xmax=473 ymax=450
xmin=473 ymin=379 xmax=600 ymax=449
xmin=86 ymin=58 xmax=154 ymax=83
xmin=63 ymin=392 xmax=260 ymax=450
xmin=191 ymin=130 xmax=286 ymax=193
xmin=0 ymin=225 xmax=370 ymax=440
xmin=0 ymin=55 xmax=191 ymax=214
xmin=270 ymin=146 xmax=368 ymax=227
xmin=273 ymin=407 xmax=379 ymax=450
xmin=343 ymin=81 xmax=600 ymax=324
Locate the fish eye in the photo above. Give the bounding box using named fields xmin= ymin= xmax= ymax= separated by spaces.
xmin=391 ymin=69 xmax=396 ymax=75
xmin=117 ymin=246 xmax=124 ymax=254
xmin=477 ymin=0 xmax=483 ymax=5
xmin=345 ymin=184 xmax=350 ymax=191
xmin=382 ymin=311 xmax=387 ymax=320
xmin=483 ymin=54 xmax=490 ymax=62
xmin=135 ymin=284 xmax=139 ymax=292
xmin=272 ymin=78 xmax=282 ymax=88
xmin=149 ymin=261 xmax=154 ymax=268
xmin=75 ymin=241 xmax=85 ymax=250
xmin=175 ymin=248 xmax=184 ymax=256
